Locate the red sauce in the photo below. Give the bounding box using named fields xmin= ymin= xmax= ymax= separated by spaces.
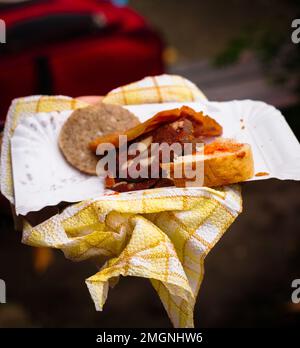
xmin=255 ymin=172 xmax=269 ymax=177
xmin=204 ymin=141 xmax=243 ymax=155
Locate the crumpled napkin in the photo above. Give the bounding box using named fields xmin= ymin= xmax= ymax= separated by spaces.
xmin=2 ymin=74 xmax=242 ymax=327
xmin=23 ymin=186 xmax=242 ymax=328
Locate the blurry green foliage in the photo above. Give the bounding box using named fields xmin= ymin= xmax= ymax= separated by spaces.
xmin=214 ymin=0 xmax=300 ymax=90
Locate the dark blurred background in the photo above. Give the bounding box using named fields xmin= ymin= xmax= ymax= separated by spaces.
xmin=0 ymin=0 xmax=300 ymax=328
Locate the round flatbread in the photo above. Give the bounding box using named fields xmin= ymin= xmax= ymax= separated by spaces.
xmin=59 ymin=102 xmax=140 ymax=175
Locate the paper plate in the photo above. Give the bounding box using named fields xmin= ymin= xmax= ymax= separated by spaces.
xmin=11 ymin=111 xmax=105 ymax=215
xmin=10 ymin=100 xmax=300 ymax=215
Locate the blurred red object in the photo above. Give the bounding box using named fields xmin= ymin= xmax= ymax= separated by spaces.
xmin=0 ymin=0 xmax=164 ymax=126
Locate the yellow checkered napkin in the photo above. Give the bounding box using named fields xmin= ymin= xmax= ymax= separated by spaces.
xmin=1 ymin=75 xmax=242 ymax=327
xmin=102 ymin=74 xmax=207 ymax=105
xmin=23 ymin=186 xmax=242 ymax=328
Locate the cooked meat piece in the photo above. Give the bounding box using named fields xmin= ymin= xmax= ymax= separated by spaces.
xmin=105 ymin=116 xmax=205 ymax=189
xmin=180 ymin=106 xmax=222 ymax=137
xmin=99 ymin=107 xmax=223 ymax=192
xmin=109 ymin=177 xmax=174 ymax=193
xmin=110 ymin=178 xmax=159 ymax=192
xmin=153 ymin=178 xmax=174 ymax=188
xmin=152 ymin=117 xmax=194 ymax=145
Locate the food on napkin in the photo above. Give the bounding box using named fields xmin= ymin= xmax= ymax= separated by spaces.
xmin=3 ymin=74 xmax=299 ymax=329
xmin=89 ymin=106 xmax=253 ymax=191
xmin=59 ymin=102 xmax=139 ymax=175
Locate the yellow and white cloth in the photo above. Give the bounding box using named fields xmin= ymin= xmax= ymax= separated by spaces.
xmin=102 ymin=74 xmax=207 ymax=105
xmin=1 ymin=74 xmax=242 ymax=328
